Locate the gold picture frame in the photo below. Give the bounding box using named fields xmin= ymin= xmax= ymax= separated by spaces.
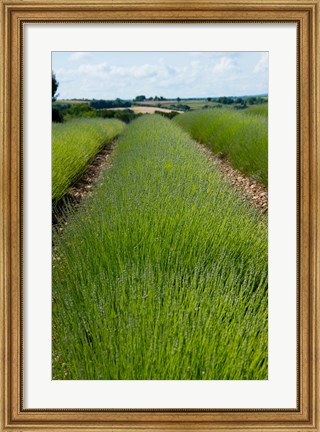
xmin=1 ymin=0 xmax=319 ymax=430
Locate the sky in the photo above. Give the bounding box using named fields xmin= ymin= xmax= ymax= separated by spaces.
xmin=52 ymin=51 xmax=268 ymax=100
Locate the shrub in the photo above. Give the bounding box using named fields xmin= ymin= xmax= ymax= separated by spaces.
xmin=90 ymin=99 xmax=131 ymax=109
xmin=154 ymin=110 xmax=180 ymax=119
xmin=64 ymin=103 xmax=96 ymax=120
xmin=52 ymin=108 xmax=64 ymax=123
xmin=114 ymin=109 xmax=139 ymax=123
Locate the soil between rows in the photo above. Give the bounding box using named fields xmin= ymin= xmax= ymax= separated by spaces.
xmin=52 ymin=143 xmax=114 ymax=227
xmin=198 ymin=143 xmax=268 ymax=213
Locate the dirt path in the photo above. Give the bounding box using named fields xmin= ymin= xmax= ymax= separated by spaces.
xmin=68 ymin=145 xmax=114 ymax=202
xmin=198 ymin=143 xmax=268 ymax=213
xmin=52 ymin=143 xmax=114 ymax=226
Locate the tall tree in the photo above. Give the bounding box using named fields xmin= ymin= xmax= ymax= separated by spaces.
xmin=52 ymin=72 xmax=64 ymax=122
xmin=52 ymin=72 xmax=59 ymax=102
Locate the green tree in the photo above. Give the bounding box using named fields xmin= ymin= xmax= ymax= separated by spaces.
xmin=177 ymin=97 xmax=181 ymax=103
xmin=52 ymin=72 xmax=59 ymax=102
xmin=247 ymin=96 xmax=257 ymax=105
xmin=52 ymin=72 xmax=64 ymax=122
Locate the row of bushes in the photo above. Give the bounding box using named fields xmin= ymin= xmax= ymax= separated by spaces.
xmin=153 ymin=110 xmax=180 ymax=119
xmin=166 ymin=104 xmax=191 ymax=112
xmin=174 ymin=108 xmax=268 ymax=186
xmin=132 ymin=102 xmax=191 ymax=112
xmin=52 ymin=118 xmax=125 ymax=203
xmin=90 ymin=99 xmax=131 ymax=109
xmin=96 ymin=109 xmax=143 ymax=123
xmin=201 ymin=102 xmax=267 ymax=112
xmin=213 ymin=96 xmax=266 ymax=105
xmin=52 ymin=103 xmax=142 ymax=124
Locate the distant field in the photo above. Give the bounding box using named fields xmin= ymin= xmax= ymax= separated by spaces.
xmin=109 ymin=106 xmax=184 ymax=114
xmin=134 ymin=99 xmax=221 ymax=110
xmin=134 ymin=99 xmax=268 ymax=112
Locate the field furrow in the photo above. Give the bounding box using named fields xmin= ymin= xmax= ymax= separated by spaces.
xmin=52 ymin=118 xmax=125 ymax=203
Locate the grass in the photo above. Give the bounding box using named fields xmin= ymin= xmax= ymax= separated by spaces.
xmin=53 ymin=99 xmax=90 ymax=105
xmin=244 ymin=103 xmax=268 ymax=117
xmin=52 ymin=118 xmax=125 ymax=203
xmin=52 ymin=115 xmax=268 ymax=380
xmin=174 ymin=108 xmax=268 ymax=186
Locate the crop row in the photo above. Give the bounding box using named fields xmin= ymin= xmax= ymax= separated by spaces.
xmin=174 ymin=109 xmax=268 ymax=186
xmin=52 ymin=115 xmax=268 ymax=380
xmin=52 ymin=118 xmax=125 ymax=203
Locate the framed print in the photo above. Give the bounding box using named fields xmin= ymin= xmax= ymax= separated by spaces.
xmin=1 ymin=0 xmax=319 ymax=431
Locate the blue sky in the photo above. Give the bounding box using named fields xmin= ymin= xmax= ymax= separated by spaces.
xmin=52 ymin=51 xmax=268 ymax=100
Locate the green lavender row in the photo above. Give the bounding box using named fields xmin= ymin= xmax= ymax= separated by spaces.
xmin=174 ymin=109 xmax=268 ymax=186
xmin=52 ymin=118 xmax=125 ymax=202
xmin=52 ymin=115 xmax=268 ymax=380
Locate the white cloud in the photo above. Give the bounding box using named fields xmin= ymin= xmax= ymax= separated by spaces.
xmin=55 ymin=67 xmax=78 ymax=83
xmin=78 ymin=62 xmax=110 ymax=76
xmin=68 ymin=52 xmax=91 ymax=62
xmin=212 ymin=57 xmax=234 ymax=73
xmin=254 ymin=53 xmax=268 ymax=74
xmin=77 ymin=61 xmax=178 ymax=83
xmin=131 ymin=64 xmax=158 ymax=78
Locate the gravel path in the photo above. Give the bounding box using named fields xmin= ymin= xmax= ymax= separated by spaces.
xmin=52 ymin=143 xmax=114 ymax=226
xmin=67 ymin=144 xmax=113 ymax=202
xmin=198 ymin=143 xmax=268 ymax=214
